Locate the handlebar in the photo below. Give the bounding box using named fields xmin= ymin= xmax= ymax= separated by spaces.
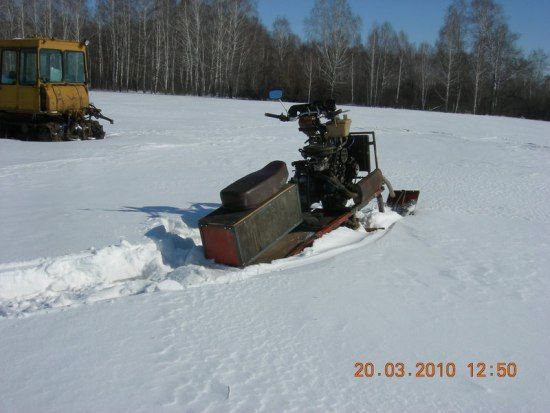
xmin=265 ymin=101 xmax=345 ymax=123
xmin=264 ymin=112 xmax=290 ymax=121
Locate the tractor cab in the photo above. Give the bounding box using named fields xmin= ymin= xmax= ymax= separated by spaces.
xmin=0 ymin=38 xmax=111 ymax=141
xmin=0 ymin=37 xmax=89 ymax=115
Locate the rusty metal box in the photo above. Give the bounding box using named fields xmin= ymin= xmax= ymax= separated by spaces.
xmin=199 ymin=184 xmax=303 ymax=267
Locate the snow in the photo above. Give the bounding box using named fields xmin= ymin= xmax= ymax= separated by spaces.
xmin=1 ymin=91 xmax=549 ymax=411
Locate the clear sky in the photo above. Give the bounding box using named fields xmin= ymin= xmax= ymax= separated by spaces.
xmin=256 ymin=0 xmax=550 ymax=56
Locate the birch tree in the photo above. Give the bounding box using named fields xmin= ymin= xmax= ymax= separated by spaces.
xmin=395 ymin=31 xmax=411 ymax=105
xmin=305 ymin=0 xmax=360 ymax=98
xmin=437 ymin=0 xmax=467 ymax=111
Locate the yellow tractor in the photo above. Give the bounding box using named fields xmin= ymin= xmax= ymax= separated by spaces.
xmin=0 ymin=37 xmax=112 ymax=141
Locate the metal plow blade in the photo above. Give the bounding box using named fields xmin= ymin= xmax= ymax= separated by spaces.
xmin=387 ymin=190 xmax=420 ymax=216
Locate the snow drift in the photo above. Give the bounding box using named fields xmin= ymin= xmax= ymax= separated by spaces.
xmin=0 ymin=208 xmax=400 ymax=317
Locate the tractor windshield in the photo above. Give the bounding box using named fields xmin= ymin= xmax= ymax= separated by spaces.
xmin=1 ymin=50 xmax=17 ymax=85
xmin=39 ymin=50 xmax=86 ymax=83
xmin=20 ymin=49 xmax=37 ymax=85
xmin=40 ymin=49 xmax=62 ymax=82
xmin=63 ymin=52 xmax=85 ymax=83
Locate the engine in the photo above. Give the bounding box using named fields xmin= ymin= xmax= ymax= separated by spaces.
xmin=289 ymin=101 xmax=359 ymax=212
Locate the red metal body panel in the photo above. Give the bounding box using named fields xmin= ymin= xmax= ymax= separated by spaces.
xmin=287 ymin=210 xmax=354 ymax=257
xmin=199 ymin=184 xmax=302 ymax=267
xmin=200 ymin=225 xmax=240 ymax=267
xmin=287 ymin=185 xmax=382 ymax=258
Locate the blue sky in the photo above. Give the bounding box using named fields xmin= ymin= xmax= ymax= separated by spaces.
xmin=256 ymin=0 xmax=550 ymax=55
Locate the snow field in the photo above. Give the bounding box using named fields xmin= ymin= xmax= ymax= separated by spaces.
xmin=0 ymin=92 xmax=549 ymax=411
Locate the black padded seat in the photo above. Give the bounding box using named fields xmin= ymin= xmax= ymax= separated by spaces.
xmin=220 ymin=161 xmax=289 ymax=211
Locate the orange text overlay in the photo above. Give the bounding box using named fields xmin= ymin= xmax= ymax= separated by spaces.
xmin=354 ymin=362 xmax=517 ymax=378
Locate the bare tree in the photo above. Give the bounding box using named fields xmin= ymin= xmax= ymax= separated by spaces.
xmin=302 ymin=46 xmax=317 ymax=103
xmin=305 ymin=0 xmax=361 ymax=98
xmin=366 ymin=22 xmax=378 ymax=105
xmin=487 ymin=22 xmax=518 ymax=113
xmin=417 ymin=42 xmax=434 ymax=110
xmin=470 ymin=0 xmax=496 ymax=114
xmin=525 ymin=49 xmax=548 ymax=99
xmin=437 ymin=0 xmax=467 ymax=111
xmin=271 ymin=17 xmax=295 ymax=90
xmin=395 ymin=31 xmax=410 ymax=105
xmin=470 ymin=0 xmax=519 ymax=114
xmin=376 ymin=23 xmax=397 ymax=105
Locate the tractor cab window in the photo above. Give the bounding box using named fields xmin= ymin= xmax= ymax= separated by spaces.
xmin=1 ymin=50 xmax=17 ymax=85
xmin=63 ymin=51 xmax=85 ymax=83
xmin=20 ymin=49 xmax=37 ymax=85
xmin=40 ymin=49 xmax=62 ymax=83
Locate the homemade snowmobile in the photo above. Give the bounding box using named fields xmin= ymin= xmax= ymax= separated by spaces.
xmin=199 ymin=90 xmax=419 ymax=267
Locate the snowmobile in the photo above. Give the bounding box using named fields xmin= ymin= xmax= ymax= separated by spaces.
xmin=199 ymin=90 xmax=419 ymax=267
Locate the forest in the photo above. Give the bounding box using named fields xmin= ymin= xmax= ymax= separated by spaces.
xmin=0 ymin=0 xmax=549 ymax=120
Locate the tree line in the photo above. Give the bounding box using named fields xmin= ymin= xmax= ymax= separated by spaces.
xmin=1 ymin=0 xmax=549 ymax=120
